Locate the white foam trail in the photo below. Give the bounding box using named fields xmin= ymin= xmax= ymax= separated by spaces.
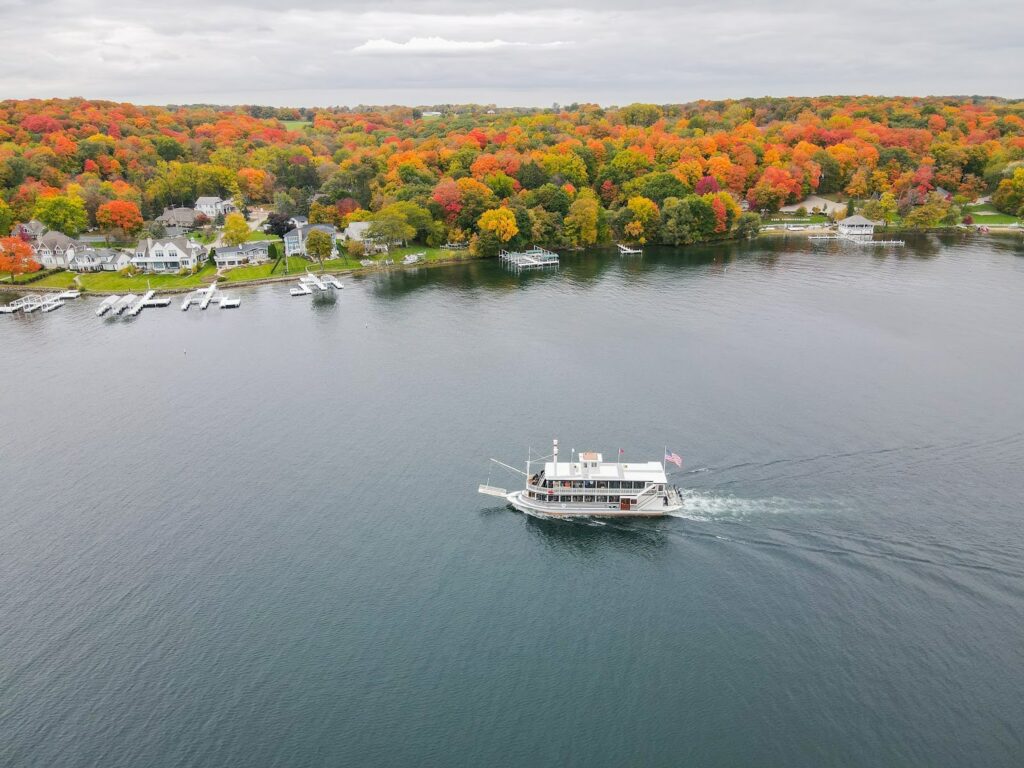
xmin=668 ymin=490 xmax=800 ymax=521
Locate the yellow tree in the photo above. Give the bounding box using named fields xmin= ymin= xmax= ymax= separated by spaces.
xmin=565 ymin=189 xmax=600 ymax=247
xmin=477 ymin=207 xmax=519 ymax=242
xmin=222 ymin=212 xmax=250 ymax=247
xmin=625 ymin=196 xmax=659 ymax=243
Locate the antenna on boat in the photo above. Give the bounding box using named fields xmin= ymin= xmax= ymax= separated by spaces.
xmin=552 ymin=438 xmax=558 ymax=469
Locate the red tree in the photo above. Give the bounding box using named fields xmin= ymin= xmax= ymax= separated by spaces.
xmin=0 ymin=237 xmax=41 ymax=281
xmin=96 ymin=200 xmax=143 ymax=235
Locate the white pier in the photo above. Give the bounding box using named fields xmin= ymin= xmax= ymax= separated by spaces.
xmin=809 ymin=234 xmax=905 ymax=247
xmin=127 ymin=290 xmax=155 ymax=316
xmin=1 ymin=295 xmax=39 ymax=314
xmin=113 ymin=294 xmax=137 ymax=315
xmin=403 ymin=252 xmax=424 ymax=265
xmin=499 ymin=246 xmax=559 ymax=271
xmin=22 ymin=295 xmax=46 ymax=313
xmin=292 ymin=272 xmax=343 ymax=297
xmin=617 ymin=243 xmax=643 ymax=255
xmin=199 ymin=281 xmax=219 ymax=310
xmin=219 ymin=296 xmax=241 ymax=309
xmin=97 ymin=295 xmax=120 ymax=315
xmin=40 ymin=297 xmax=64 ymax=313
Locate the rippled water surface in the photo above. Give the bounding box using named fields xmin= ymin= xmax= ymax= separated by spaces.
xmin=2 ymin=234 xmax=1023 ymax=767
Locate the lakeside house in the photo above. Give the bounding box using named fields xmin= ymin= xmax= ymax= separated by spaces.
xmin=341 ymin=221 xmax=389 ymax=254
xmin=33 ymin=231 xmax=81 ymax=269
xmin=194 ymin=196 xmax=234 ymax=220
xmin=11 ymin=219 xmax=47 ymax=242
xmin=68 ymin=247 xmax=132 ymax=272
xmin=213 ymin=241 xmax=272 ymax=269
xmin=131 ymin=237 xmax=206 ymax=273
xmin=155 ymin=206 xmax=198 ymax=234
xmin=283 ymin=223 xmax=338 ymax=258
xmin=837 ymin=215 xmax=881 ymax=238
xmin=288 ymin=215 xmax=309 ymax=229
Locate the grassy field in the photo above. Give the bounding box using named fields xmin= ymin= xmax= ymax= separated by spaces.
xmin=281 ymin=120 xmax=312 ymax=130
xmin=964 ymin=204 xmax=1020 ymax=225
xmin=221 ymin=257 xmax=310 ymax=282
xmin=247 ymin=232 xmax=281 ymax=242
xmin=767 ymin=214 xmax=830 ymax=225
xmin=27 ymin=264 xmax=218 ymax=292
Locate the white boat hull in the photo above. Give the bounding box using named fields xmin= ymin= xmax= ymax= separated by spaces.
xmin=505 ymin=490 xmax=680 ymax=518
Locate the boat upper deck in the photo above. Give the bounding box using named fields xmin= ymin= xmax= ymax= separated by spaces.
xmin=542 ymin=458 xmax=667 ymax=484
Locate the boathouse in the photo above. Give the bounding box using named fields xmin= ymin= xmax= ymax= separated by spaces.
xmin=837 ymin=215 xmax=881 ymax=238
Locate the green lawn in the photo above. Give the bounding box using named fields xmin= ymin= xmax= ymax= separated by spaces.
xmin=26 ymin=264 xmax=219 ymax=292
xmin=246 ymin=232 xmax=281 ymax=242
xmin=964 ymin=204 xmax=1019 ymax=225
xmin=221 ymin=257 xmax=309 ymax=282
xmin=281 ymin=120 xmax=312 ymax=130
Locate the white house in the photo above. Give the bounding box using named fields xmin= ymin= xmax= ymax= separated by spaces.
xmin=283 ymin=223 xmax=338 ymax=258
xmin=100 ymin=249 xmax=133 ymax=272
xmin=213 ymin=241 xmax=272 ymax=269
xmin=131 ymin=237 xmax=205 ymax=273
xmin=341 ymin=221 xmax=371 ymax=242
xmin=837 ymin=215 xmax=880 ymax=238
xmin=67 ymin=248 xmax=106 ymax=272
xmin=194 ymin=197 xmax=234 ymax=220
xmin=33 ymin=231 xmax=81 ymax=269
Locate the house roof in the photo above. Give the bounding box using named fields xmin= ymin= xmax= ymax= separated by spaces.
xmin=285 ymin=223 xmax=337 ymax=240
xmin=36 ymin=230 xmax=78 ymax=249
xmin=344 ymin=221 xmax=372 ymax=239
xmin=135 ymin=236 xmax=199 ymax=255
xmin=156 ymin=207 xmax=196 ymax=225
xmin=838 ymin=215 xmax=880 ymax=226
xmin=216 ymin=242 xmax=269 ymax=257
xmin=195 ymin=196 xmax=223 ymax=206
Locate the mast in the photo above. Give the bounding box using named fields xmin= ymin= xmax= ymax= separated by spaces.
xmin=552 ymin=438 xmax=558 ymax=473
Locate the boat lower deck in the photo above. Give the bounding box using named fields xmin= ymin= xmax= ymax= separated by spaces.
xmin=507 ymin=490 xmax=678 ymax=518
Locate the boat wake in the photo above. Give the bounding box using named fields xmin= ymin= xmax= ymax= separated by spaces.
xmin=667 ymin=489 xmax=819 ymax=521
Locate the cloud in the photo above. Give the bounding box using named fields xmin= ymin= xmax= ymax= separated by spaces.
xmin=352 ymin=36 xmax=571 ymax=55
xmin=0 ymin=1 xmax=1019 ymax=105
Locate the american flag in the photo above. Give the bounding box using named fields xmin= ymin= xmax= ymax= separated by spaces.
xmin=665 ymin=450 xmax=683 ymax=468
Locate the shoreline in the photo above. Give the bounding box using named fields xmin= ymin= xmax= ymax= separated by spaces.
xmin=0 ymin=253 xmax=482 ymax=295
xmin=3 ymin=228 xmax=1020 ymax=297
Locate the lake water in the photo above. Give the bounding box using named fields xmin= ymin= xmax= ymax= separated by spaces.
xmin=1 ymin=234 xmax=1023 ymax=767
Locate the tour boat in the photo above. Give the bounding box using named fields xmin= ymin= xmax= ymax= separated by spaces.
xmin=479 ymin=438 xmax=683 ymax=517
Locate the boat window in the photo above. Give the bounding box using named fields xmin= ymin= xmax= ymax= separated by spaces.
xmin=559 ymin=495 xmax=569 ymax=502
xmin=609 ymin=495 xmax=619 ymax=503
xmin=572 ymin=496 xmax=582 ymax=503
xmin=596 ymin=481 xmax=607 ymax=489
xmin=584 ymin=496 xmax=594 ymax=503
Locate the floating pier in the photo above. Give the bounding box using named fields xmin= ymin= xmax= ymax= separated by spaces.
xmin=218 ymin=296 xmax=241 ymax=309
xmin=113 ymin=294 xmax=137 ymax=315
xmin=199 ymin=281 xmax=218 ymax=310
xmin=40 ymin=297 xmax=64 ymax=313
xmin=403 ymin=252 xmax=424 ymax=265
xmin=292 ymin=273 xmax=342 ymax=297
xmin=617 ymin=243 xmax=643 ymax=255
xmin=126 ymin=290 xmax=155 ymax=316
xmin=0 ymin=295 xmax=40 ymax=314
xmin=499 ymin=246 xmax=559 ymax=271
xmin=809 ymin=234 xmax=904 ymax=247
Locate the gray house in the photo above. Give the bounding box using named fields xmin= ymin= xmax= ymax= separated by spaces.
xmin=155 ymin=207 xmax=197 ymax=233
xmin=213 ymin=241 xmax=272 ymax=269
xmin=283 ymin=224 xmax=338 ymax=257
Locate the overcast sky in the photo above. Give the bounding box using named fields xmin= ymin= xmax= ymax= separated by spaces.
xmin=1 ymin=0 xmax=1021 ymax=107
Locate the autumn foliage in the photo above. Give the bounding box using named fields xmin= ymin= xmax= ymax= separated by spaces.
xmin=0 ymin=236 xmax=40 ymax=279
xmin=0 ymin=95 xmax=1021 ymax=252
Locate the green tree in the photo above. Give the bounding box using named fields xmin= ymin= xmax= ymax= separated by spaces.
xmin=0 ymin=199 xmax=13 ymax=235
xmin=222 ymin=212 xmax=250 ymax=246
xmin=564 ymin=189 xmax=601 ymax=248
xmin=304 ymin=229 xmax=333 ymax=270
xmin=367 ymin=215 xmax=416 ymax=246
xmin=33 ymin=195 xmax=88 ymax=236
xmin=735 ymin=212 xmax=762 ymax=239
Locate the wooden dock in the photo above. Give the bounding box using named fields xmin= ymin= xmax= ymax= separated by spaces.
xmin=617 ymin=243 xmax=643 ymax=255
xmin=499 ymin=246 xmax=559 ymax=271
